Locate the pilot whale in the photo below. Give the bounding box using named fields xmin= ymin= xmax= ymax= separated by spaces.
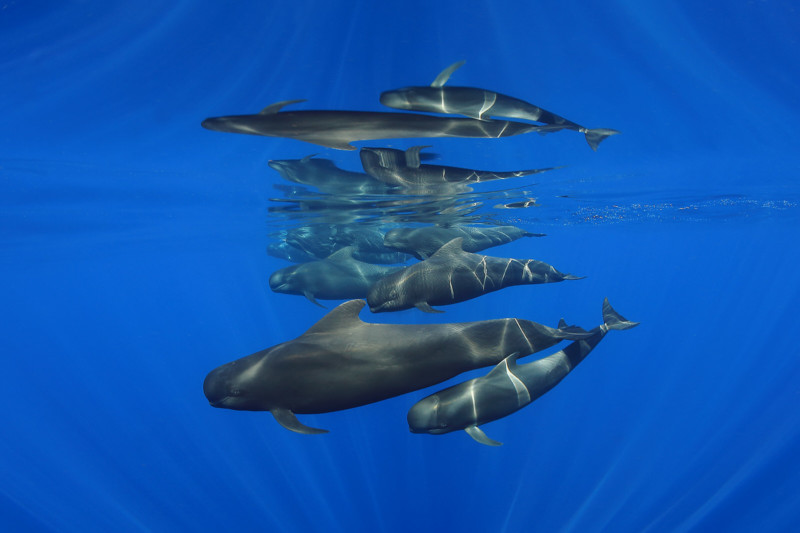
xmin=359 ymin=145 xmax=557 ymax=189
xmin=268 ymin=155 xmax=392 ymax=195
xmin=201 ymin=99 xmax=566 ymax=151
xmin=367 ymin=238 xmax=583 ymax=313
xmin=383 ymin=224 xmax=544 ymax=260
xmin=202 ymin=299 xmax=594 ymax=434
xmin=407 ymin=298 xmax=638 ymax=445
xmin=380 ymin=61 xmax=619 ymax=151
xmin=269 ymin=247 xmax=403 ymax=307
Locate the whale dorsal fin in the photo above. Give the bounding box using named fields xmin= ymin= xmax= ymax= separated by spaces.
xmin=465 ymin=425 xmax=502 ymax=446
xmin=300 ymin=153 xmax=318 ymax=163
xmin=271 ymin=407 xmax=329 ymax=434
xmin=431 ymin=60 xmax=466 ymax=88
xmin=486 ymin=352 xmax=522 ymax=379
xmin=430 ymin=237 xmax=465 ymax=259
xmin=404 ymin=145 xmax=432 ymax=168
xmin=325 ymin=246 xmax=356 ymax=262
xmin=302 ymin=299 xmax=366 ymax=335
xmin=260 ymin=99 xmax=307 ymax=114
xmin=486 ymin=353 xmax=530 ymax=406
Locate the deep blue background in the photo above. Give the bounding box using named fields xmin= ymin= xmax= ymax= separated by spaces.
xmin=2 ymin=1 xmax=799 ymax=532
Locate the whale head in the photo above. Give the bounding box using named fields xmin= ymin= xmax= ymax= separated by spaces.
xmin=382 ymin=228 xmax=411 ymax=250
xmin=268 ymin=267 xmax=301 ymax=295
xmin=201 ymin=115 xmax=273 ymax=136
xmin=203 ymin=354 xmax=272 ymax=411
xmin=366 ymin=281 xmax=406 ymax=313
xmin=408 ymin=379 xmax=485 ymax=435
xmin=379 ymin=88 xmax=414 ymax=111
xmin=407 ymin=394 xmax=454 ymax=434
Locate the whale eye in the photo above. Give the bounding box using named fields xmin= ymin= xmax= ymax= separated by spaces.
xmin=230 ymin=388 xmax=242 ymax=397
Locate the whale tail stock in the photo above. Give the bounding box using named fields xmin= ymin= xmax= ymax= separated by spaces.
xmin=584 ymin=128 xmax=620 ymax=151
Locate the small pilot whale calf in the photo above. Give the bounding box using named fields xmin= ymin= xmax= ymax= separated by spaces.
xmin=367 ymin=237 xmax=582 ymax=313
xmin=407 ymin=298 xmax=638 ymax=445
xmin=269 ymin=247 xmax=403 ymax=307
xmin=359 ymin=145 xmax=557 ymax=189
xmin=202 ymin=299 xmax=594 ymax=434
xmin=383 ymin=224 xmax=544 ymax=260
xmin=201 ymin=99 xmax=566 ymax=151
xmin=380 ymin=61 xmax=619 ymax=151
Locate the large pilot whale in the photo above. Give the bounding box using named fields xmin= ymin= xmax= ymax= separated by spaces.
xmin=407 ymin=299 xmax=638 ymax=445
xmin=367 ymin=238 xmax=583 ymax=313
xmin=201 ymin=99 xmax=566 ymax=150
xmin=380 ymin=61 xmax=619 ymax=151
xmin=202 ymin=299 xmax=594 ymax=434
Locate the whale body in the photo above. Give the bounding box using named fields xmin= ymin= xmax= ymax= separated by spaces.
xmin=380 ymin=61 xmax=619 ymax=150
xmin=203 ymin=299 xmax=594 ymax=434
xmin=202 ymin=99 xmax=566 ymax=151
xmin=407 ymin=299 xmax=638 ymax=445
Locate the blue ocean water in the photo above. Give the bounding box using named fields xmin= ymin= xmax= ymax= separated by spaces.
xmin=2 ymin=1 xmax=799 ymax=532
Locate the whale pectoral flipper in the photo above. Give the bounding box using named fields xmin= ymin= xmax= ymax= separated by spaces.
xmin=304 ymin=138 xmax=357 ymax=151
xmin=303 ymin=291 xmax=326 ymax=309
xmin=431 ymin=60 xmax=466 ymax=88
xmin=465 ymin=425 xmax=502 ymax=446
xmin=416 ymin=302 xmax=445 ymax=314
xmin=271 ymin=408 xmax=329 ymax=435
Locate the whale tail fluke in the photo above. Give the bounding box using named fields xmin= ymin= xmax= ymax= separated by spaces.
xmin=602 ymin=298 xmax=639 ymax=330
xmin=585 ymin=128 xmax=620 ymax=151
xmin=557 ymin=318 xmax=590 ymax=336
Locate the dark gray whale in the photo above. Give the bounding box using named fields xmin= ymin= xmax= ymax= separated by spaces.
xmin=359 ymin=145 xmax=557 ymax=189
xmin=281 ymin=223 xmax=408 ymax=264
xmin=269 ymin=247 xmax=403 ymax=306
xmin=407 ymin=299 xmax=638 ymax=445
xmin=201 ymin=100 xmax=566 ymax=150
xmin=367 ymin=238 xmax=583 ymax=313
xmin=383 ymin=224 xmax=544 ymax=260
xmin=268 ymin=155 xmax=392 ymax=195
xmin=202 ymin=299 xmax=594 ymax=434
xmin=380 ymin=61 xmax=619 ymax=151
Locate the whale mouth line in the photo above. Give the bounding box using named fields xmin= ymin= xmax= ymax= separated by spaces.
xmin=209 ymin=397 xmax=230 ymax=408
